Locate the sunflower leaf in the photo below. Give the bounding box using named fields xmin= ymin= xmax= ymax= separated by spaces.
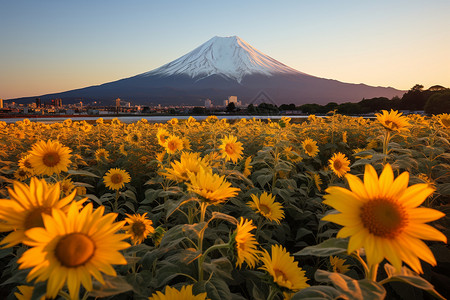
xmin=67 ymin=169 xmax=100 ymax=178
xmin=314 ymin=270 xmax=386 ymax=300
xmin=294 ymin=238 xmax=348 ymax=257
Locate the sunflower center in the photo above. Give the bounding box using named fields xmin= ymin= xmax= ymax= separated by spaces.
xmin=304 ymin=144 xmax=312 ymax=153
xmin=110 ymin=173 xmax=123 ymax=184
xmin=333 ymin=159 xmax=342 ymax=170
xmin=441 ymin=118 xmax=450 ymax=127
xmin=384 ymin=120 xmax=398 ymax=130
xmin=24 ymin=160 xmax=33 ymax=169
xmin=168 ymin=141 xmax=176 ymax=151
xmin=131 ymin=221 xmax=146 ymax=236
xmin=18 ymin=170 xmax=28 ymax=177
xmin=259 ymin=204 xmax=271 ymax=215
xmin=360 ymin=199 xmax=408 ymax=239
xmin=55 ymin=233 xmax=95 ymax=268
xmin=225 ymin=144 xmax=235 ymax=155
xmin=273 ymin=268 xmax=288 ymax=282
xmin=42 ymin=152 xmax=61 ymax=167
xmin=24 ymin=207 xmax=52 ymax=229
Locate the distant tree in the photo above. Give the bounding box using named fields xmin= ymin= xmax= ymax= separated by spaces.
xmin=424 ymin=92 xmax=450 ymax=114
xmin=325 ymin=102 xmax=338 ymax=113
xmin=428 ymin=85 xmax=447 ymax=92
xmin=337 ymin=102 xmax=362 ymax=115
xmin=257 ymin=103 xmax=278 ymax=113
xmin=299 ymin=104 xmax=322 ymax=114
xmin=247 ymin=104 xmax=256 ymax=114
xmin=226 ymin=102 xmax=236 ymax=112
xmin=192 ymin=107 xmax=206 ymax=114
xmin=279 ymin=103 xmax=296 ymax=111
xmin=358 ymin=97 xmax=392 ymax=112
xmin=399 ymin=84 xmax=426 ymax=110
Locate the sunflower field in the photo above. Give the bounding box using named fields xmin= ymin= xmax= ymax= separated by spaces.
xmin=0 ymin=111 xmax=449 ymax=300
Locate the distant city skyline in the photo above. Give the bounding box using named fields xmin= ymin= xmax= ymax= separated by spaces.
xmin=1 ymin=0 xmax=449 ymax=99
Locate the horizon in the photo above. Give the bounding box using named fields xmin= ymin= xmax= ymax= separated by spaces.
xmin=1 ymin=1 xmax=449 ymax=100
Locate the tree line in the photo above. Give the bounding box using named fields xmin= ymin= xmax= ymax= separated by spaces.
xmin=281 ymin=84 xmax=450 ymax=115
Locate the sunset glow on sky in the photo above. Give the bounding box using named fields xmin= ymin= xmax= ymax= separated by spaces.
xmin=1 ymin=0 xmax=449 ymax=99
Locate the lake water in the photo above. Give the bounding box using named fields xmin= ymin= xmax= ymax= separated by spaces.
xmin=2 ymin=115 xmax=311 ymax=124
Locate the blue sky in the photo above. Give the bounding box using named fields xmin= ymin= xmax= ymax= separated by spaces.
xmin=1 ymin=0 xmax=449 ymax=99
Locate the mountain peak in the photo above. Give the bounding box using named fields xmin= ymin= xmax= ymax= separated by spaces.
xmin=140 ymin=36 xmax=304 ymax=82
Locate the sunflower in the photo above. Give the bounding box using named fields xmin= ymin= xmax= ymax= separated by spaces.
xmin=219 ymin=135 xmax=243 ymax=163
xmin=247 ymin=192 xmax=284 ymax=224
xmin=342 ymin=131 xmax=348 ymax=143
xmin=18 ymin=154 xmax=34 ymax=173
xmin=242 ymin=156 xmax=253 ymax=177
xmin=164 ymin=135 xmax=184 ymax=154
xmin=160 ymin=152 xmax=210 ymax=182
xmin=124 ymin=213 xmax=155 ymax=245
xmin=28 ymin=140 xmax=72 ymax=176
xmin=311 ymin=173 xmax=323 ymax=192
xmin=259 ymin=244 xmax=309 ymax=291
xmin=168 ymin=118 xmax=179 ymax=126
xmin=0 ymin=178 xmax=79 ymax=248
xmin=60 ymin=178 xmax=76 ymax=196
xmin=149 ymin=284 xmax=208 ymax=300
xmin=103 ymin=168 xmax=131 ymax=190
xmin=95 ymin=148 xmax=110 ymax=161
xmin=126 ymin=130 xmax=142 ymax=144
xmin=302 ymin=138 xmax=319 ymax=157
xmin=75 ymin=186 xmax=87 ymax=196
xmin=439 ymin=113 xmax=450 ymax=128
xmin=186 ymin=168 xmax=240 ymax=205
xmin=18 ymin=202 xmax=129 ymax=299
xmin=375 ymin=109 xmax=410 ymax=132
xmin=119 ymin=144 xmax=128 ymax=156
xmin=232 ymin=218 xmax=260 ymax=268
xmin=14 ymin=168 xmax=32 ymax=181
xmin=322 ymin=164 xmax=447 ymax=274
xmin=328 ymin=152 xmax=351 ymax=178
xmin=330 ymin=256 xmax=350 ymax=274
xmin=156 ymin=128 xmax=170 ymax=147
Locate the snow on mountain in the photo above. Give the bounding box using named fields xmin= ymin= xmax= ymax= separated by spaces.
xmin=140 ymin=36 xmax=305 ymax=82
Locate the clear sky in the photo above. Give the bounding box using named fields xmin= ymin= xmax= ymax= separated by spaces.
xmin=1 ymin=0 xmax=449 ymax=99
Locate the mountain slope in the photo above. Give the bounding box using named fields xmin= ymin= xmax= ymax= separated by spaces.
xmin=13 ymin=36 xmax=404 ymax=105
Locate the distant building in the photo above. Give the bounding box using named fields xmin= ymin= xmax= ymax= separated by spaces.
xmin=225 ymin=95 xmax=242 ymax=107
xmin=51 ymin=98 xmax=62 ymax=107
xmin=0 ymin=98 xmax=3 ymax=109
xmin=36 ymin=98 xmax=41 ymax=108
xmin=115 ymin=98 xmax=121 ymax=107
xmin=205 ymin=98 xmax=212 ymax=108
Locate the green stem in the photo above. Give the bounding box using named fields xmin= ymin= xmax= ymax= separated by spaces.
xmin=267 ymin=286 xmax=279 ymax=300
xmin=114 ymin=189 xmax=120 ymax=212
xmin=57 ymin=290 xmax=72 ymax=300
xmin=382 ymin=130 xmax=391 ymax=164
xmin=198 ymin=242 xmax=230 ymax=281
xmin=351 ymin=251 xmax=369 ymax=279
xmin=369 ymin=263 xmax=379 ymax=281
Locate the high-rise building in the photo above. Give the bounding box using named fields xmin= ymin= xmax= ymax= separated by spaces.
xmin=205 ymin=98 xmax=212 ymax=108
xmin=115 ymin=98 xmax=121 ymax=107
xmin=0 ymin=98 xmax=3 ymax=109
xmin=35 ymin=98 xmax=41 ymax=108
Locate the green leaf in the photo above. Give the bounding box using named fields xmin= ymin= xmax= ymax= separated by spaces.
xmin=67 ymin=169 xmax=99 ymax=178
xmin=205 ymin=276 xmax=232 ymax=300
xmin=315 ymin=270 xmax=386 ymax=300
xmin=256 ymin=174 xmax=272 ymax=188
xmin=291 ymin=285 xmax=342 ymax=300
xmin=89 ymin=275 xmax=134 ymax=297
xmin=294 ymin=238 xmax=348 ymax=257
xmin=382 ymin=264 xmax=446 ymax=300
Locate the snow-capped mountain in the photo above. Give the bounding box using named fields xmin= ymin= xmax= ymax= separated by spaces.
xmin=15 ymin=36 xmax=404 ymax=105
xmin=140 ymin=36 xmax=303 ymax=82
